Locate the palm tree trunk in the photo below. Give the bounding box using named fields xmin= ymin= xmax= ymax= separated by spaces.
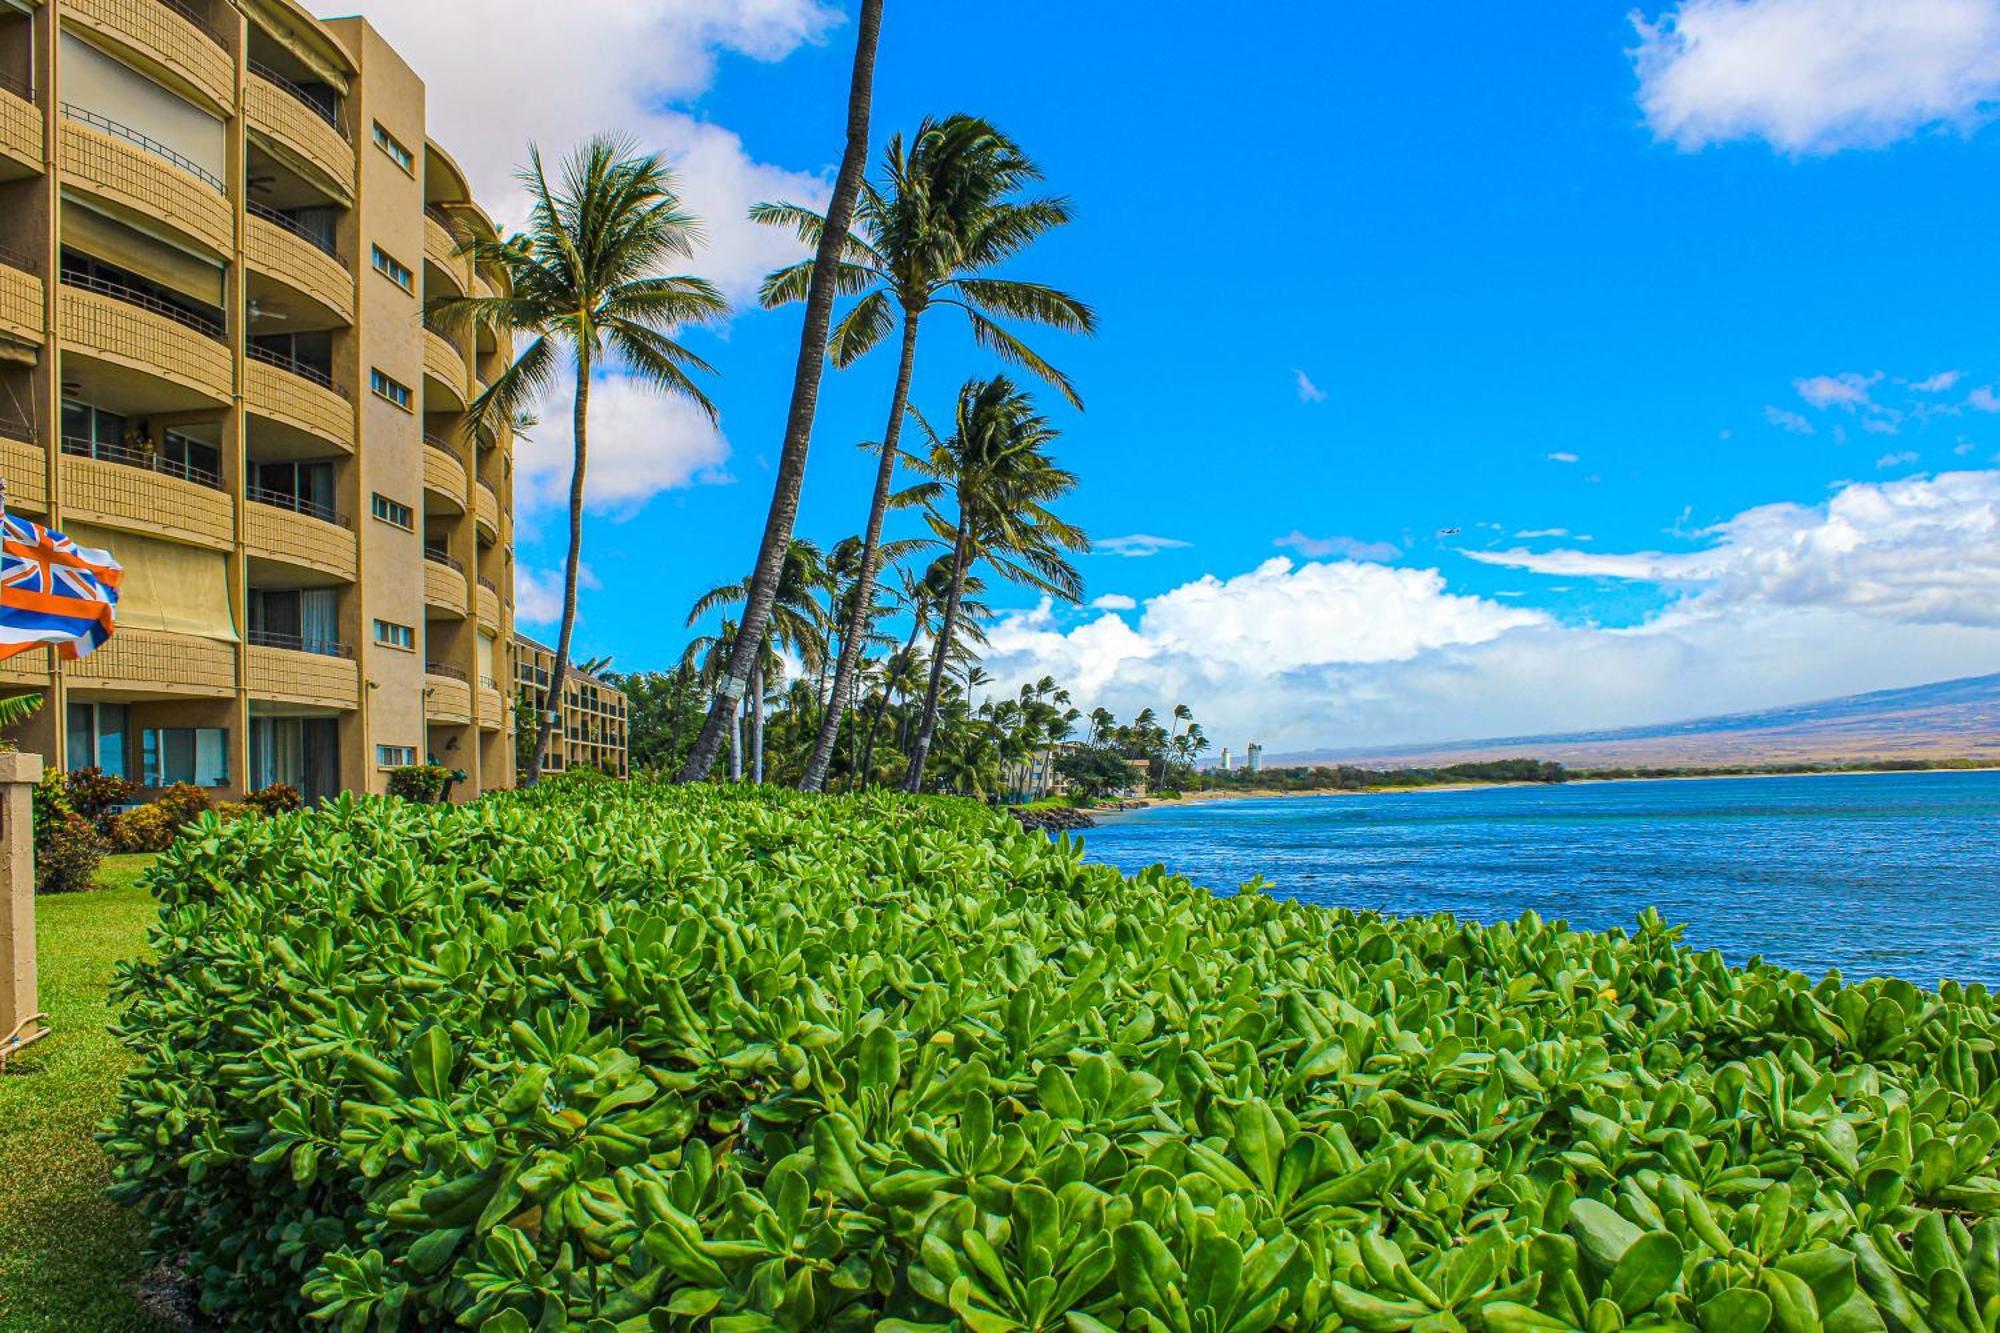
xmin=749 ymin=657 xmax=765 ymax=784
xmin=903 ymin=517 xmax=971 ymax=793
xmin=799 ymin=314 xmax=920 ymax=791
xmin=728 ymin=694 xmax=743 ymax=781
xmin=679 ymin=0 xmax=883 ymax=783
xmin=530 ymin=347 xmax=591 ymax=785
xmin=860 ymin=636 xmax=915 ymax=788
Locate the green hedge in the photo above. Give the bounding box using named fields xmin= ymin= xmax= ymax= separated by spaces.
xmin=104 ymin=782 xmax=2000 ymax=1330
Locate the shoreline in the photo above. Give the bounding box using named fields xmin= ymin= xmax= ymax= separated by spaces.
xmin=1086 ymin=763 xmax=2000 ymax=817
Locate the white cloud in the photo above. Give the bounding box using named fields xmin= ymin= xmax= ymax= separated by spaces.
xmin=516 ymin=369 xmax=733 ymax=517
xmin=1515 ymin=527 xmax=1570 ymax=539
xmin=1090 ymin=593 xmax=1137 ymax=611
xmin=1957 ymin=440 xmax=1978 ymax=455
xmin=1766 ymin=405 xmax=1816 ymax=434
xmin=1796 ymin=371 xmax=1878 ymax=409
xmin=1547 ymin=452 xmax=1581 ymax=464
xmin=1294 ymin=370 xmax=1328 ymax=403
xmin=1876 ymin=450 xmax=1921 ymax=467
xmin=1971 ymin=386 xmax=2000 ymax=412
xmin=1914 ymin=370 xmax=1965 ymax=392
xmin=514 ymin=563 xmax=601 ymax=626
xmin=1098 ymin=534 xmax=1191 ymax=558
xmin=307 ymin=0 xmax=841 ymax=305
xmin=1274 ymin=530 xmax=1402 ymax=561
xmin=1631 ymin=0 xmax=2000 ymax=154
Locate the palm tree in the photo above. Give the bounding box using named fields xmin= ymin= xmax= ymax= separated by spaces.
xmin=679 ymin=0 xmax=885 ymax=783
xmin=902 ymin=377 xmax=1088 ymax=793
xmin=762 ymin=117 xmax=1096 ymax=793
xmin=854 ymin=557 xmax=991 ymax=788
xmin=688 ymin=539 xmax=829 ymax=784
xmin=429 ymin=137 xmax=725 ymax=784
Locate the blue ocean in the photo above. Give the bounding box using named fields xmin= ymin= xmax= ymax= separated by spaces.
xmin=1078 ymin=770 xmax=2000 ymax=987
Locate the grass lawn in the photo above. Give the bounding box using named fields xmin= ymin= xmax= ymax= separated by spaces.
xmin=0 ymin=855 xmax=168 ymax=1332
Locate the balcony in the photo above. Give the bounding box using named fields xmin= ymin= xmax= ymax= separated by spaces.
xmin=474 ymin=474 xmax=499 ymax=541
xmin=0 ymin=71 xmax=39 ymax=177
xmin=0 ymin=416 xmax=46 ymax=512
xmin=245 ymin=491 xmax=357 ymax=582
xmin=475 ymin=575 xmax=500 ymax=630
xmin=478 ymin=681 xmax=504 ymax=731
xmin=68 ymin=628 xmax=235 ymax=699
xmin=246 ymin=354 xmax=354 ymax=456
xmin=425 ymin=664 xmax=472 ymax=724
xmin=63 ymin=0 xmax=233 ymax=113
xmin=424 ymin=209 xmax=470 ymax=293
xmin=424 ymin=551 xmax=468 ymax=617
xmin=421 ymin=433 xmax=467 ymax=511
xmin=246 ymin=66 xmax=354 ymax=204
xmin=60 ymin=108 xmax=233 ymax=258
xmin=246 ymin=204 xmax=354 ymax=326
xmin=0 ymin=245 xmax=42 ymax=346
xmin=59 ymin=273 xmax=231 ymax=404
xmin=248 ymin=631 xmax=360 ymax=711
xmin=61 ymin=437 xmax=232 ymax=549
xmin=422 ymin=329 xmax=467 ymax=409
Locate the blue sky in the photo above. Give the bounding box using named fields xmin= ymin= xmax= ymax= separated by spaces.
xmin=334 ymin=0 xmax=2000 ymax=752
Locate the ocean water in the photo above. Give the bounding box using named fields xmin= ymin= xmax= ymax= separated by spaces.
xmin=1077 ymin=770 xmax=2000 ymax=987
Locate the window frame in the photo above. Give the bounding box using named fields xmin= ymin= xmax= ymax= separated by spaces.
xmin=371 ymin=121 xmax=415 ymax=175
xmin=370 ymin=492 xmax=414 ymax=530
xmin=370 ymin=245 xmax=413 ymax=292
xmin=369 ymin=368 xmax=413 ymax=412
xmin=372 ymin=618 xmax=416 ymax=652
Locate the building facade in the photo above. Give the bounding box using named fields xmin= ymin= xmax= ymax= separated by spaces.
xmin=0 ymin=0 xmax=517 ymax=802
xmin=512 ymin=632 xmax=628 ymax=777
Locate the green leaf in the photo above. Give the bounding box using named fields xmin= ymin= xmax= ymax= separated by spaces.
xmin=1607 ymin=1232 xmax=1683 ymax=1317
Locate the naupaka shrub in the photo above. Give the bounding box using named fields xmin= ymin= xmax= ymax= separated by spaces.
xmin=104 ymin=781 xmax=2000 ymax=1330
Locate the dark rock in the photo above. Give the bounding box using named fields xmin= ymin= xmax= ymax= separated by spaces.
xmin=1010 ymin=807 xmax=1097 ymax=833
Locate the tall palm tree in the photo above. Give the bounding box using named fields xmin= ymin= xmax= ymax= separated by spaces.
xmin=430 ymin=137 xmax=725 ymax=784
xmin=902 ymin=377 xmax=1088 ymax=793
xmin=679 ymin=0 xmax=885 ymax=783
xmin=855 ymin=557 xmax=991 ymax=788
xmin=761 ymin=116 xmax=1096 ymax=793
xmin=689 ymin=539 xmax=829 ymax=784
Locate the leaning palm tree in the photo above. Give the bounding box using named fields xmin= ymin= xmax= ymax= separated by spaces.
xmin=679 ymin=0 xmax=885 ymax=783
xmin=760 ymin=115 xmax=1096 ymax=793
xmin=430 ymin=136 xmax=726 ymax=784
xmin=854 ymin=557 xmax=991 ymax=788
xmin=688 ymin=538 xmax=830 ymax=784
xmin=902 ymin=377 xmax=1088 ymax=793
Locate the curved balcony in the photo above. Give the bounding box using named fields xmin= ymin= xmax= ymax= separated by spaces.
xmin=424 ymin=552 xmax=468 ymax=618
xmin=63 ymin=0 xmax=234 ymax=114
xmin=474 ymin=476 xmax=499 ymax=542
xmin=68 ymin=628 xmax=234 ymax=699
xmin=478 ymin=682 xmax=504 ymax=732
xmin=0 ymin=250 xmax=42 ymax=346
xmin=60 ymin=441 xmax=232 ymax=550
xmin=247 ymin=350 xmax=354 ymax=454
xmin=60 ymin=111 xmax=232 ymax=259
xmin=248 ymin=633 xmax=360 ymax=711
xmin=425 ymin=666 xmax=472 ymax=725
xmin=246 ymin=67 xmax=354 ymax=204
xmin=247 ymin=206 xmax=354 ymax=326
xmin=245 ymin=491 xmax=357 ymax=582
xmin=424 ymin=210 xmax=470 ymax=293
xmin=0 ymin=432 xmax=47 ymax=512
xmin=423 ymin=330 xmax=468 ymax=410
xmin=0 ymin=76 xmax=40 ymax=176
xmin=60 ymin=275 xmax=231 ymax=404
xmin=421 ymin=434 xmax=467 ymax=512
xmin=475 ymin=576 xmax=500 ymax=630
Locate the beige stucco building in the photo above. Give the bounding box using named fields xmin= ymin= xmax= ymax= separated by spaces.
xmin=512 ymin=631 xmax=628 ymax=778
xmin=0 ymin=0 xmax=518 ymax=802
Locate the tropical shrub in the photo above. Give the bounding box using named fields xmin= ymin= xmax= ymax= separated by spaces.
xmin=386 ymin=763 xmax=453 ymax=804
xmin=154 ymin=781 xmax=214 ymax=828
xmin=32 ymin=770 xmax=105 ymax=892
xmin=245 ymin=782 xmax=304 ymax=817
xmin=106 ymin=803 xmax=174 ymax=854
xmin=64 ymin=765 xmax=142 ymax=828
xmin=105 ymin=782 xmax=2000 ymax=1330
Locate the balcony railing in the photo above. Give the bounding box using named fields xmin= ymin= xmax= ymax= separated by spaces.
xmin=247 ymin=61 xmax=345 ymax=137
xmin=0 ymin=69 xmax=31 ymax=103
xmin=0 ymin=410 xmax=35 ymax=444
xmin=247 ymin=200 xmax=346 ymax=266
xmin=422 ymin=432 xmax=462 ymax=459
xmin=62 ymin=435 xmax=222 ymax=490
xmin=158 ymin=0 xmax=227 ymax=47
xmin=61 ymin=268 xmax=224 ymax=341
xmin=248 ymin=628 xmax=352 ymax=659
xmin=425 ymin=662 xmax=468 ymax=682
xmin=246 ymin=485 xmax=348 ymax=528
xmin=247 ymin=343 xmax=347 ymax=395
xmin=477 ymin=574 xmax=498 ymax=593
xmin=477 ymin=474 xmax=497 ymax=497
xmin=62 ymin=104 xmax=227 ymax=193
xmin=0 ymin=241 xmax=39 ymax=275
xmin=479 ymin=674 xmax=497 ymax=690
xmin=424 ymin=547 xmax=463 ymax=572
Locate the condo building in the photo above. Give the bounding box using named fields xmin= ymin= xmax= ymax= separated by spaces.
xmin=0 ymin=0 xmax=518 ymax=802
xmin=512 ymin=632 xmax=628 ymax=778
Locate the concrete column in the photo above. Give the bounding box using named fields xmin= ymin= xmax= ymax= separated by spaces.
xmin=0 ymin=749 xmax=45 ymax=1060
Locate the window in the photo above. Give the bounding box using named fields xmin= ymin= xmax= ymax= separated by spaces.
xmin=141 ymin=727 xmax=229 ymax=788
xmin=370 ymin=493 xmax=413 ymax=529
xmin=374 ymin=619 xmax=415 ymax=651
xmin=372 ymin=121 xmax=414 ymax=174
xmin=376 ymin=745 xmax=417 ymax=769
xmin=251 ymin=329 xmax=334 ymax=381
xmin=370 ymin=369 xmax=412 ymax=412
xmin=371 ymin=245 xmax=412 ymax=292
xmin=66 ymin=702 xmax=129 ymax=779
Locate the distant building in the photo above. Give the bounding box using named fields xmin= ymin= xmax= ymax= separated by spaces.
xmin=513 ymin=633 xmax=628 ymax=776
xmin=1247 ymin=742 xmax=1264 ymax=774
xmin=1219 ymin=746 xmax=1232 ymax=771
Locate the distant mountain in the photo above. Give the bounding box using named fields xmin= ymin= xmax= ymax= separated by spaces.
xmin=1273 ymin=672 xmax=2000 ymax=771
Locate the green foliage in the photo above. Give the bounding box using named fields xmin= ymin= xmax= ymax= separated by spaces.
xmin=106 ymin=804 xmax=173 ymax=855
xmin=105 ymin=783 xmax=2000 ymax=1329
xmin=386 ymin=764 xmax=454 ymax=804
xmin=245 ymin=782 xmax=305 ymax=817
xmin=32 ymin=770 xmax=106 ymax=893
xmin=1056 ymin=742 xmax=1138 ymax=798
xmin=0 ymin=689 xmax=43 ymax=736
xmin=64 ymin=767 xmax=142 ymax=827
xmin=153 ymin=782 xmax=213 ymax=829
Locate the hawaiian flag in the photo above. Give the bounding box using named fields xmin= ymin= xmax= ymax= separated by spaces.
xmin=0 ymin=511 xmax=121 ymax=662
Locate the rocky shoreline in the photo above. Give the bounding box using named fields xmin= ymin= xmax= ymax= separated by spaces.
xmin=1009 ymin=806 xmax=1099 ymax=832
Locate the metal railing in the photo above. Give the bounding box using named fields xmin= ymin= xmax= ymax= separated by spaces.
xmin=422 ymin=432 xmax=461 ymax=459
xmin=0 ymin=410 xmax=35 ymax=445
xmin=61 ymin=268 xmax=225 ymax=340
xmin=425 ymin=662 xmax=468 ymax=682
xmin=477 ymin=574 xmax=498 ymax=594
xmin=0 ymin=69 xmax=30 ymax=104
xmin=61 ymin=435 xmax=223 ymax=490
xmin=158 ymin=0 xmax=226 ymax=47
xmin=247 ymin=61 xmax=346 ymax=137
xmin=247 ymin=628 xmax=352 ymax=659
xmin=245 ymin=484 xmax=348 ymax=528
xmin=246 ymin=200 xmax=346 ymax=266
xmin=246 ymin=343 xmax=347 ymax=395
xmin=0 ymin=241 xmax=36 ymax=276
xmin=423 ymin=547 xmax=463 ymax=573
xmin=62 ymin=103 xmax=227 ymax=193
xmin=479 ymin=674 xmax=497 ymax=690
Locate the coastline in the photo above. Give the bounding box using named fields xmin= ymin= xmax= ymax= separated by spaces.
xmin=1086 ymin=763 xmax=2000 ymax=817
